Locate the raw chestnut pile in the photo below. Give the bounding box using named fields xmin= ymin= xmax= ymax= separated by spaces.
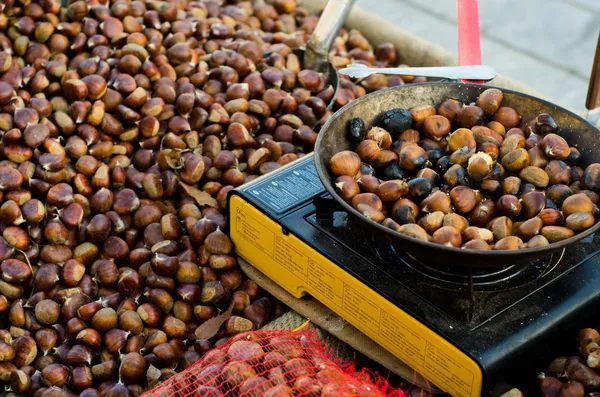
xmin=329 ymin=88 xmax=600 ymax=251
xmin=0 ymin=0 xmax=420 ymax=395
xmin=538 ymin=328 xmax=600 ymax=397
xmin=150 ymin=331 xmax=390 ymax=397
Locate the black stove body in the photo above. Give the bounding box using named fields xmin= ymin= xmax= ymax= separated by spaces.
xmin=228 ymin=155 xmax=600 ymax=397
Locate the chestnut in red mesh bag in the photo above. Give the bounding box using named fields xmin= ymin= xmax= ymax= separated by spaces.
xmin=144 ymin=329 xmax=405 ymax=397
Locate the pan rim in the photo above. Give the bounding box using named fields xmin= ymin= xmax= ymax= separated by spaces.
xmin=314 ymin=82 xmax=600 ymax=263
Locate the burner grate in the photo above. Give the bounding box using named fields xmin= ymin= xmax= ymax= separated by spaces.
xmin=391 ymin=247 xmax=565 ymax=292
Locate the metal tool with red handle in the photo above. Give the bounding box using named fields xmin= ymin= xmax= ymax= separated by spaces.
xmin=457 ymin=0 xmax=484 ymax=84
xmin=587 ymin=31 xmax=600 ymax=128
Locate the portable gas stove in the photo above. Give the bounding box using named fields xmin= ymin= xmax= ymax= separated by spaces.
xmin=228 ymin=154 xmax=600 ymax=397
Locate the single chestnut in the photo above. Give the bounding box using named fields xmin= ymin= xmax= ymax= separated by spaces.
xmin=469 ymin=200 xmax=497 ymax=227
xmin=443 ymin=164 xmax=469 ymax=188
xmin=501 ymin=176 xmax=521 ymax=196
xmin=501 ymin=148 xmax=530 ymax=172
xmin=447 ymin=128 xmax=476 ymax=152
xmin=546 ymin=160 xmax=571 ymax=185
xmin=493 ymin=236 xmax=524 ymax=250
xmin=539 ymin=209 xmax=565 ymax=226
xmin=422 ymin=115 xmax=451 ymax=141
xmin=542 ymin=133 xmax=570 ymax=160
xmin=519 ymin=166 xmax=550 ymax=188
xmin=516 ymin=217 xmax=543 ymax=241
xmin=546 ymin=185 xmax=573 ymax=207
xmin=566 ymin=212 xmax=595 ymax=232
xmin=462 ymin=227 xmax=494 ymax=243
xmin=522 ymin=191 xmax=546 ymax=218
xmin=379 ymin=108 xmax=413 ymax=135
xmin=376 ymin=180 xmax=409 ymax=202
xmin=334 ymin=176 xmax=360 ymax=202
xmin=409 ymin=105 xmax=435 ymax=129
xmin=467 ymin=152 xmax=493 ymax=181
xmin=398 ymin=224 xmax=430 ymax=242
xmin=562 ymin=193 xmax=593 ymax=217
xmin=366 ymin=127 xmax=392 ymax=149
xmin=488 ymin=216 xmax=513 ymax=241
xmin=443 ymin=213 xmax=469 ymax=232
xmin=421 ymin=191 xmax=452 ymax=214
xmin=351 ymin=193 xmax=383 ymax=212
xmin=477 ymin=88 xmax=503 ymax=116
xmin=355 ymin=140 xmax=380 ymax=164
xmin=347 ymin=117 xmax=366 ymax=143
xmin=528 ymin=235 xmax=550 ymax=248
xmin=492 ymin=107 xmax=521 ymax=130
xmin=496 ymin=195 xmax=522 ymax=219
xmin=541 ymin=226 xmax=575 ymax=243
xmin=405 ymin=178 xmax=431 ymax=203
xmin=457 ymin=105 xmax=485 ymax=128
xmin=432 ymin=226 xmax=462 ymax=247
xmin=583 ymin=163 xmax=600 ymax=192
xmin=437 ymin=98 xmax=463 ymax=123
xmin=418 ymin=211 xmax=444 ymax=234
xmin=398 ymin=145 xmax=428 ymax=173
xmin=462 ymin=239 xmax=491 ymax=250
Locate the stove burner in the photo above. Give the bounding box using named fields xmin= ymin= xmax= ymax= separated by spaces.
xmin=307 ymin=209 xmax=592 ymax=327
xmin=393 ymin=247 xmax=565 ymax=292
xmin=370 ymin=233 xmax=565 ymax=292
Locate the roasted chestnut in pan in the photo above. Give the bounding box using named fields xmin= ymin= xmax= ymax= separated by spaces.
xmin=406 ymin=178 xmax=432 ymax=203
xmin=330 ymin=88 xmax=600 ymax=251
xmin=438 ymin=98 xmax=463 ymax=122
xmin=335 ymin=176 xmax=360 ymax=202
xmin=477 ymin=88 xmax=503 ymax=116
xmin=444 ymin=164 xmax=469 ymax=188
xmin=328 ymin=151 xmax=361 ymax=177
xmin=379 ymin=163 xmax=405 ymax=181
xmin=347 ymin=117 xmax=366 ymax=143
xmin=448 ymin=128 xmax=477 ymax=152
xmin=379 ymin=108 xmax=412 ymax=135
xmin=398 ymin=145 xmax=428 ymax=173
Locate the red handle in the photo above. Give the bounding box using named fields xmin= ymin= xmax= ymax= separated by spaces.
xmin=457 ymin=0 xmax=483 ymax=84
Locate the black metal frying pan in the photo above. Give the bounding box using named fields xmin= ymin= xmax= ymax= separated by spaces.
xmin=314 ymin=82 xmax=600 ymax=267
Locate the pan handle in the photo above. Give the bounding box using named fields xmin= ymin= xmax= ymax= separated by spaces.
xmin=457 ymin=0 xmax=483 ymax=84
xmin=586 ymin=30 xmax=600 ymax=111
xmin=304 ymin=0 xmax=356 ymax=75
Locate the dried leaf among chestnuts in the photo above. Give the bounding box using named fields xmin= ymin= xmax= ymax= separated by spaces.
xmin=179 ymin=182 xmax=218 ymax=208
xmin=195 ymin=302 xmax=234 ymax=340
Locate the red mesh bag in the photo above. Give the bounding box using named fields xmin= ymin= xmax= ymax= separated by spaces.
xmin=143 ymin=329 xmax=406 ymax=397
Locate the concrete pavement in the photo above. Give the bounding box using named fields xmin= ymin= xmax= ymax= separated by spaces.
xmin=354 ymin=0 xmax=600 ymax=110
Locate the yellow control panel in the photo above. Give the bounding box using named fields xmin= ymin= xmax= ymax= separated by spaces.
xmin=230 ymin=194 xmax=483 ymax=397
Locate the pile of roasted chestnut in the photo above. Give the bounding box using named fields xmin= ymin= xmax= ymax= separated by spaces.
xmin=329 ymin=88 xmax=600 ymax=250
xmin=0 ymin=0 xmax=421 ymax=395
xmin=539 ymin=328 xmax=600 ymax=397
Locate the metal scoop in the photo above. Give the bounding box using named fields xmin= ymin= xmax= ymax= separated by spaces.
xmin=294 ymin=0 xmax=356 ymax=109
xmin=339 ymin=63 xmax=497 ymax=81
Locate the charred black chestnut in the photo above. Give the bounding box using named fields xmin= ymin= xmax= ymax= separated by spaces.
xmin=393 ymin=205 xmax=416 ymax=225
xmin=406 ymin=178 xmax=432 ymax=203
xmin=427 ymin=149 xmax=445 ymax=165
xmin=379 ymin=108 xmax=412 ymax=136
xmin=436 ymin=156 xmax=452 ymax=174
xmin=347 ymin=117 xmax=366 ymax=143
xmin=378 ymin=163 xmax=404 ymax=181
